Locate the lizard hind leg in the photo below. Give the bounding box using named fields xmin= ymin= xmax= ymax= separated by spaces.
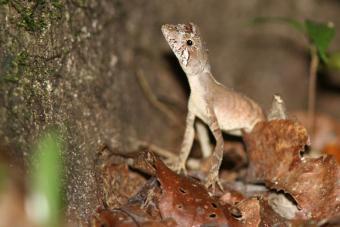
xmin=205 ymin=110 xmax=224 ymax=192
xmin=205 ymin=140 xmax=224 ymax=192
xmin=205 ymin=169 xmax=224 ymax=193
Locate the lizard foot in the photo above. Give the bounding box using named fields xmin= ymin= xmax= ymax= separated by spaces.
xmin=205 ymin=170 xmax=223 ymax=193
xmin=171 ymin=161 xmax=187 ymax=175
xmin=165 ymin=158 xmax=187 ymax=174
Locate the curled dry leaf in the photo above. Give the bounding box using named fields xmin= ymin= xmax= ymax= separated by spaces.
xmin=154 ymin=157 xmax=230 ymax=226
xmin=259 ymin=195 xmax=317 ymax=227
xmin=223 ymin=196 xmax=313 ymax=227
xmin=244 ymin=120 xmax=340 ymax=220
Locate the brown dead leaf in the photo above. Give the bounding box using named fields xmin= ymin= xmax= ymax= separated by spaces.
xmin=91 ymin=206 xmax=176 ymax=227
xmin=234 ymin=197 xmax=261 ymax=227
xmin=223 ymin=196 xmax=316 ymax=227
xmin=244 ymin=120 xmax=340 ymax=221
xmin=97 ymin=163 xmax=146 ymax=208
xmin=221 ymin=197 xmax=261 ymax=227
xmin=219 ymin=188 xmax=246 ymax=206
xmin=91 ymin=176 xmax=176 ymax=227
xmin=259 ymin=195 xmax=318 ymax=227
xmin=259 ymin=196 xmax=290 ymax=226
xmin=94 ymin=146 xmax=153 ymax=208
xmin=155 ymin=157 xmax=230 ymax=226
xmin=103 ymin=164 xmax=145 ymax=208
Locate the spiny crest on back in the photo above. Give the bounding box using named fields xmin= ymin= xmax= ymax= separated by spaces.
xmin=162 ymin=23 xmax=210 ymax=75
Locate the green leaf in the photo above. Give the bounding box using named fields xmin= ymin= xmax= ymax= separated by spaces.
xmin=305 ymin=20 xmax=336 ymax=63
xmin=251 ymin=17 xmax=305 ymax=33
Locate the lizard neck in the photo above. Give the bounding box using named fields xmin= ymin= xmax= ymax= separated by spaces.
xmin=187 ymin=69 xmax=219 ymax=95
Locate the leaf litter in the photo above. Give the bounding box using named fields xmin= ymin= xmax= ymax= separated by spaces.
xmin=90 ymin=118 xmax=340 ymax=226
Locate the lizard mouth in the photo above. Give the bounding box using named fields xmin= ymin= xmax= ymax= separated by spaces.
xmin=161 ymin=24 xmax=181 ymax=52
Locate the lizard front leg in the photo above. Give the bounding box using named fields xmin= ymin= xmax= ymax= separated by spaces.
xmin=171 ymin=110 xmax=195 ymax=174
xmin=205 ymin=108 xmax=224 ymax=192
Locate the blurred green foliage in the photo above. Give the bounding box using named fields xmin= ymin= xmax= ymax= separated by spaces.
xmin=252 ymin=17 xmax=338 ymax=69
xmin=30 ymin=130 xmax=64 ymax=227
xmin=305 ymin=20 xmax=335 ymax=63
xmin=327 ymin=51 xmax=340 ymax=71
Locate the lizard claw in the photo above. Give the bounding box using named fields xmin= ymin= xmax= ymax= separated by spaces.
xmin=205 ymin=171 xmax=224 ymax=193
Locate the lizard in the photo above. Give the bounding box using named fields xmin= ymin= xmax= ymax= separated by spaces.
xmin=161 ymin=23 xmax=266 ymax=190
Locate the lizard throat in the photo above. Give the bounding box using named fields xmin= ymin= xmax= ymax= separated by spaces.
xmin=181 ymin=48 xmax=189 ymax=66
xmin=183 ymin=59 xmax=211 ymax=77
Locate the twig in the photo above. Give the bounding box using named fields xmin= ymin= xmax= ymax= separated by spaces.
xmin=307 ymin=46 xmax=319 ymax=139
xmin=135 ymin=139 xmax=201 ymax=170
xmin=135 ymin=139 xmax=176 ymax=160
xmin=136 ymin=70 xmax=181 ymax=125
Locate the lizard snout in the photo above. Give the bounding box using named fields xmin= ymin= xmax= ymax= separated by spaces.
xmin=161 ymin=24 xmax=175 ymax=36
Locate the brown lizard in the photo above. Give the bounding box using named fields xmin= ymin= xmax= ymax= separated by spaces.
xmin=161 ymin=23 xmax=266 ymax=190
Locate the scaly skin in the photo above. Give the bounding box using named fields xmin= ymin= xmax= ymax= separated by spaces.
xmin=161 ymin=23 xmax=266 ymax=190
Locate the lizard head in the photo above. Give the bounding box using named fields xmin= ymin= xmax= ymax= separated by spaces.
xmin=162 ymin=23 xmax=210 ymax=75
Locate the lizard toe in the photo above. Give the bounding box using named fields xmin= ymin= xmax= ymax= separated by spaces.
xmin=205 ymin=172 xmax=223 ymax=193
xmin=166 ymin=158 xmax=187 ymax=174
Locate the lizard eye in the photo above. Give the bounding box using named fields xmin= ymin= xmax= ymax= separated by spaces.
xmin=186 ymin=40 xmax=193 ymax=46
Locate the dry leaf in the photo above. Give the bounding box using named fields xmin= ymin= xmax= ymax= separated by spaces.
xmin=244 ymin=120 xmax=340 ymax=220
xmin=221 ymin=197 xmax=261 ymax=227
xmin=91 ymin=206 xmax=176 ymax=227
xmin=98 ymin=163 xmax=146 ymax=208
xmin=155 ymin=157 xmax=230 ymax=226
